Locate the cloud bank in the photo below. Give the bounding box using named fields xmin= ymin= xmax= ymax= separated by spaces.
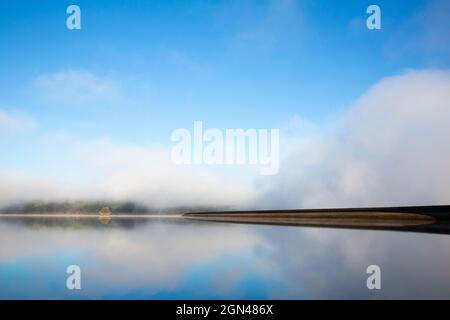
xmin=258 ymin=69 xmax=450 ymax=208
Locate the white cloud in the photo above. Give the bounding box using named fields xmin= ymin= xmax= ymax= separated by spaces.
xmin=0 ymin=110 xmax=36 ymax=132
xmin=32 ymin=69 xmax=120 ymax=106
xmin=258 ymin=69 xmax=450 ymax=208
xmin=0 ymin=168 xmax=89 ymax=206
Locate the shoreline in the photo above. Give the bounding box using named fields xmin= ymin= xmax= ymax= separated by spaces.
xmin=0 ymin=213 xmax=183 ymax=218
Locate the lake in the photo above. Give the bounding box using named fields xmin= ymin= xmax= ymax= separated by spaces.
xmin=1 ymin=216 xmax=450 ymax=299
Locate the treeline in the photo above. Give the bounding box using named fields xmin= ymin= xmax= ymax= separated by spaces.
xmin=0 ymin=201 xmax=232 ymax=215
xmin=0 ymin=201 xmax=150 ymax=214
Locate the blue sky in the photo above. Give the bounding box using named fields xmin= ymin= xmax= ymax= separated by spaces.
xmin=1 ymin=0 xmax=448 ymax=135
xmin=0 ymin=0 xmax=449 ymax=208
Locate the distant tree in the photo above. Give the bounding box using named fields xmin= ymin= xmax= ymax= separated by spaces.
xmin=98 ymin=207 xmax=112 ymax=216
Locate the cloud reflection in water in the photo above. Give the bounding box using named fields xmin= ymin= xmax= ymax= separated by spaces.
xmin=1 ymin=217 xmax=450 ymax=299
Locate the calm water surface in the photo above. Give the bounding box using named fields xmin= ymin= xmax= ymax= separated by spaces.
xmin=1 ymin=216 xmax=450 ymax=299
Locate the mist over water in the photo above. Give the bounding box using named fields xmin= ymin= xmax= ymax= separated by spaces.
xmin=1 ymin=216 xmax=450 ymax=299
